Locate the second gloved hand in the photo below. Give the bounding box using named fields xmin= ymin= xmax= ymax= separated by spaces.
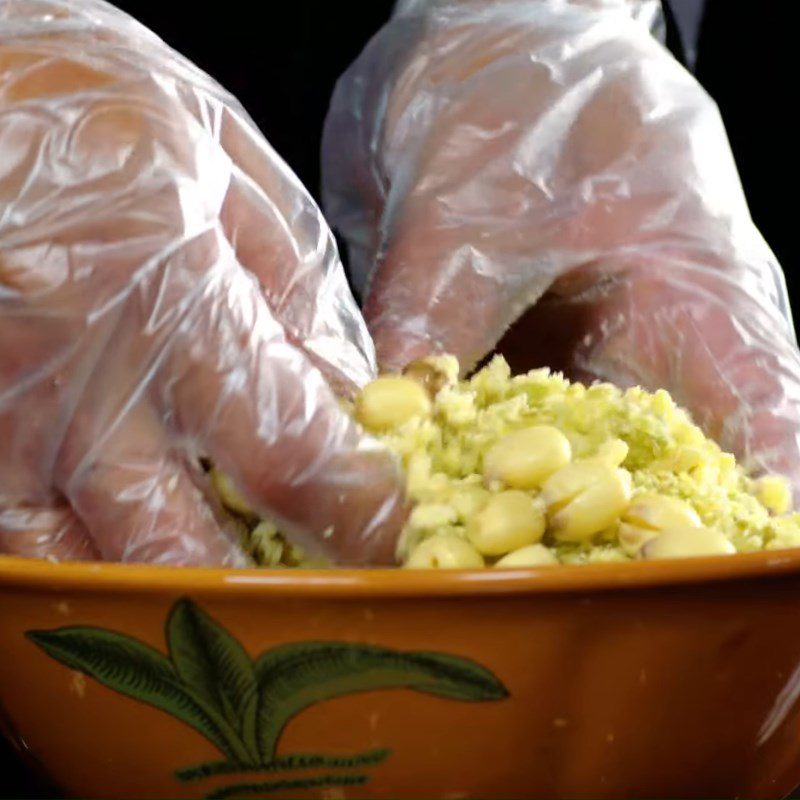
xmin=322 ymin=0 xmax=800 ymax=492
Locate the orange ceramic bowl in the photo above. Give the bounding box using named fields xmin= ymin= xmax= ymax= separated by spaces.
xmin=4 ymin=552 xmax=800 ymax=799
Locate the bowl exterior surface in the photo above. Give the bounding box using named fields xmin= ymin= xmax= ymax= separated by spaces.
xmin=3 ymin=563 xmax=800 ymax=798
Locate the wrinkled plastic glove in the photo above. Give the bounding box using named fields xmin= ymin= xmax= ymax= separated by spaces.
xmin=323 ymin=0 xmax=800 ymax=492
xmin=0 ymin=0 xmax=406 ymax=567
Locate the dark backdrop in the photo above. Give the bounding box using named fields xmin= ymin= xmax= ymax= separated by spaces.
xmin=1 ymin=0 xmax=797 ymax=796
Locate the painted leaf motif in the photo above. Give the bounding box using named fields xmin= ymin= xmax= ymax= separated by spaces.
xmin=253 ymin=642 xmax=508 ymax=759
xmin=26 ymin=627 xmax=237 ymax=761
xmin=166 ymin=599 xmax=258 ymax=761
xmin=206 ymin=773 xmax=368 ymax=800
xmin=176 ymin=748 xmax=391 ymax=781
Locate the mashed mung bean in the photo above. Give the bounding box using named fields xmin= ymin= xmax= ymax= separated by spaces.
xmin=214 ymin=355 xmax=800 ymax=568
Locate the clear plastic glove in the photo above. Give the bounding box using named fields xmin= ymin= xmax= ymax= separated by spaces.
xmin=322 ymin=0 xmax=800 ymax=493
xmin=0 ymin=0 xmax=406 ymax=567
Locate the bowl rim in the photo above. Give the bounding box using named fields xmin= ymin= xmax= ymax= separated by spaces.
xmin=2 ymin=548 xmax=800 ymax=597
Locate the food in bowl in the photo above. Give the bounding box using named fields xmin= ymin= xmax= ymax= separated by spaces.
xmin=212 ymin=356 xmax=800 ymax=569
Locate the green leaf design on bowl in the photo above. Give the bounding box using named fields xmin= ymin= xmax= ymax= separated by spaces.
xmin=26 ymin=625 xmax=248 ymax=764
xmin=254 ymin=641 xmax=509 ymax=760
xmin=27 ymin=597 xmax=509 ymax=796
xmin=166 ymin=599 xmax=260 ymax=764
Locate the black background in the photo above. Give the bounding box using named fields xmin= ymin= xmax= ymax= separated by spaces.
xmin=1 ymin=0 xmax=797 ymax=796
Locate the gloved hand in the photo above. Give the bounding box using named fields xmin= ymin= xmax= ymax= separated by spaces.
xmin=0 ymin=0 xmax=406 ymax=567
xmin=322 ymin=0 xmax=800 ymax=492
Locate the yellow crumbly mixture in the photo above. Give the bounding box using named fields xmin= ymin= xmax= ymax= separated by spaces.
xmin=214 ymin=355 xmax=800 ymax=568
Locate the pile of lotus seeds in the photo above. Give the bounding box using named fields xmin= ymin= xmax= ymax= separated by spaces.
xmin=213 ymin=355 xmax=800 ymax=569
